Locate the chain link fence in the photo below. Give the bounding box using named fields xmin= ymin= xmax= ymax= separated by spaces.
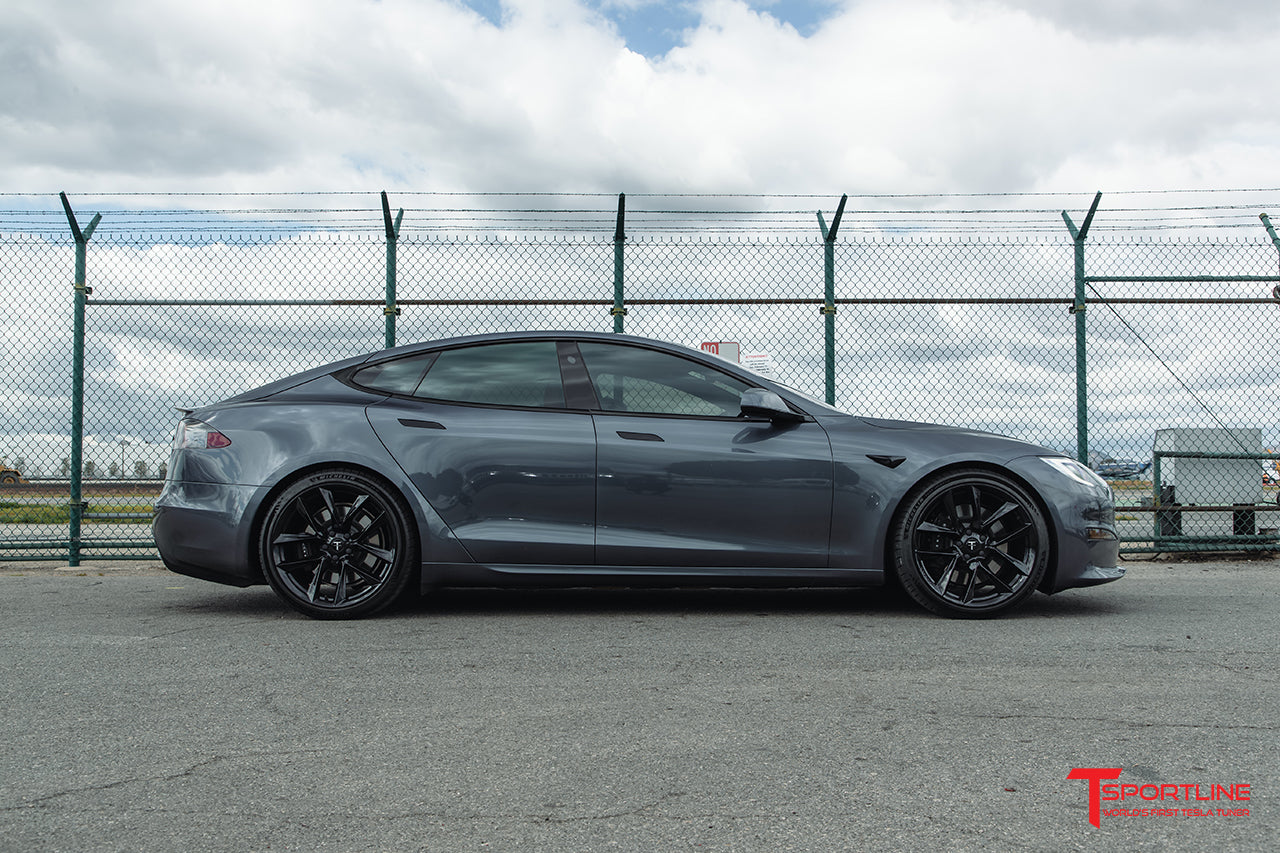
xmin=3 ymin=193 xmax=1279 ymax=561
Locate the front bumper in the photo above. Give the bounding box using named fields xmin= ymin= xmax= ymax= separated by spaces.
xmin=1070 ymin=562 xmax=1127 ymax=587
xmin=1005 ymin=456 xmax=1125 ymax=594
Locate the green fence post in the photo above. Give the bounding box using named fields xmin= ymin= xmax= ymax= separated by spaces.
xmin=1061 ymin=192 xmax=1102 ymax=464
xmin=59 ymin=192 xmax=101 ymax=567
xmin=612 ymin=193 xmax=626 ymax=332
xmin=816 ymin=195 xmax=847 ymax=405
xmin=381 ymin=191 xmax=404 ymax=349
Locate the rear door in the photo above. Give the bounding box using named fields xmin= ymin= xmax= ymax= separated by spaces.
xmin=363 ymin=340 xmax=596 ymax=565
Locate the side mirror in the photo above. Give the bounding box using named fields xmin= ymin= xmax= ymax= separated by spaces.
xmin=740 ymin=388 xmax=804 ymax=423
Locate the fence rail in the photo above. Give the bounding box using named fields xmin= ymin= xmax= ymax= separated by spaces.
xmin=3 ymin=190 xmax=1279 ymax=563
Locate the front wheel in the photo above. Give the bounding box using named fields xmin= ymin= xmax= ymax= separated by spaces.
xmin=258 ymin=468 xmax=418 ymax=619
xmin=892 ymin=469 xmax=1049 ymax=618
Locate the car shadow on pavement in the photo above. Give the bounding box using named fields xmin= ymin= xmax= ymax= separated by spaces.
xmin=407 ymin=586 xmax=913 ymax=617
xmin=159 ymin=582 xmax=1127 ymax=621
xmin=392 ymin=584 xmax=1126 ymax=620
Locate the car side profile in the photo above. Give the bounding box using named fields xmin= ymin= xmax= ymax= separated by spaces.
xmin=153 ymin=331 xmax=1124 ymax=619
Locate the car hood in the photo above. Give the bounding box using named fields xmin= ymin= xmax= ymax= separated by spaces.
xmin=848 ymin=416 xmax=1060 ymax=460
xmin=857 ymin=416 xmax=1009 ymax=436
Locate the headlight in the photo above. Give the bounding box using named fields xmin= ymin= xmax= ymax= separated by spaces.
xmin=1040 ymin=456 xmax=1108 ymax=490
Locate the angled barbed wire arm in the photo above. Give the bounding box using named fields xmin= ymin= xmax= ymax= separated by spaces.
xmin=1261 ymin=213 xmax=1280 ymax=299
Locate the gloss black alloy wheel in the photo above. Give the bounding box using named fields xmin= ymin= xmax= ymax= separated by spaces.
xmin=893 ymin=470 xmax=1049 ymax=618
xmin=259 ymin=468 xmax=418 ymax=619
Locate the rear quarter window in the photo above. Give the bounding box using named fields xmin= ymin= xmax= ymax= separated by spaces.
xmin=351 ymin=352 xmax=438 ymax=395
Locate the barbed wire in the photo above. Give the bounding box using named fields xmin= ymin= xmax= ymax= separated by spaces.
xmin=1 ymin=189 xmax=1277 ymax=237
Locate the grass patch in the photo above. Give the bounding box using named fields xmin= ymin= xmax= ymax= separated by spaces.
xmin=0 ymin=502 xmax=154 ymax=524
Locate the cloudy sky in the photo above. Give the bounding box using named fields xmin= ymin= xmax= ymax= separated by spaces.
xmin=4 ymin=0 xmax=1280 ymax=481
xmin=6 ymin=0 xmax=1280 ymax=194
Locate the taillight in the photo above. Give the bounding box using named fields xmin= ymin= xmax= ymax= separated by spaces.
xmin=176 ymin=420 xmax=232 ymax=449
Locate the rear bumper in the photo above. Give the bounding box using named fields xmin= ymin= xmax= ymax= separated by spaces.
xmin=153 ymin=482 xmax=262 ymax=587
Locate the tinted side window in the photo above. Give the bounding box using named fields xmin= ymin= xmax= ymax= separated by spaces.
xmin=578 ymin=343 xmax=752 ymax=416
xmin=352 ymin=352 xmax=438 ymax=395
xmin=415 ymin=341 xmax=565 ymax=407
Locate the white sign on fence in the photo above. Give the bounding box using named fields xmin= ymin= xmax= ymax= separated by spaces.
xmin=699 ymin=341 xmax=777 ymax=379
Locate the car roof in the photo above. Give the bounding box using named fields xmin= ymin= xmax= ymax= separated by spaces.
xmin=374 ymin=331 xmax=756 ymax=376
xmin=375 ymin=329 xmax=679 ymax=359
xmin=215 ymin=331 xmax=780 ymax=408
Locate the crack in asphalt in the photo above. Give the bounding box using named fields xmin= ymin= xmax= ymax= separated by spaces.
xmin=0 ymin=749 xmax=325 ymax=812
xmin=143 ymin=618 xmax=278 ymax=640
xmin=1 ymin=785 xmax=773 ymax=827
xmin=523 ymin=791 xmax=687 ymax=824
xmin=977 ymin=712 xmax=1276 ymax=731
xmin=0 ymin=797 xmax=846 ymax=828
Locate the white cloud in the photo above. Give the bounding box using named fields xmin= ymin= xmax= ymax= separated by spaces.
xmin=4 ymin=0 xmax=1279 ymax=194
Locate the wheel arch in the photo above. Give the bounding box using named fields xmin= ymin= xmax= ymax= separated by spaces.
xmin=881 ymin=460 xmax=1061 ymax=592
xmin=246 ymin=461 xmax=423 ymax=584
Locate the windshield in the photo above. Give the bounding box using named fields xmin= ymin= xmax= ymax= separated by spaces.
xmin=765 ymin=377 xmax=847 ymax=416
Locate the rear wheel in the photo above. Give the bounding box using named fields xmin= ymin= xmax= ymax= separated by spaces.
xmin=893 ymin=469 xmax=1049 ymax=618
xmin=258 ymin=468 xmax=418 ymax=619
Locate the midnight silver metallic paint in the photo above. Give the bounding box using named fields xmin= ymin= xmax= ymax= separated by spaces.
xmin=153 ymin=331 xmax=1123 ymax=610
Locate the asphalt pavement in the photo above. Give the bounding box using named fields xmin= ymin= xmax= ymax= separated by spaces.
xmin=0 ymin=557 xmax=1276 ymax=852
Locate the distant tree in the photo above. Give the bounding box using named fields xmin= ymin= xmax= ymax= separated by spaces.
xmin=61 ymin=458 xmax=70 ymax=477
xmin=134 ymin=460 xmax=148 ymax=478
xmin=109 ymin=462 xmax=120 ymax=478
xmin=158 ymin=463 xmax=167 ymax=479
xmin=13 ymin=457 xmax=25 ymax=473
xmin=83 ymin=460 xmax=96 ymax=479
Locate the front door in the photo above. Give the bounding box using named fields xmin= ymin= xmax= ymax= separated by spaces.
xmin=576 ymin=341 xmax=833 ymax=568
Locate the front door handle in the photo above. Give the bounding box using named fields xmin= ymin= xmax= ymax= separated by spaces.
xmin=398 ymin=418 xmax=446 ymax=430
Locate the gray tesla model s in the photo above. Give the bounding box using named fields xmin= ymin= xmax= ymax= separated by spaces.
xmin=153 ymin=331 xmax=1124 ymax=619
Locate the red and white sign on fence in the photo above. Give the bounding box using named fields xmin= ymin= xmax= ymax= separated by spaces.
xmin=700 ymin=341 xmax=740 ymax=362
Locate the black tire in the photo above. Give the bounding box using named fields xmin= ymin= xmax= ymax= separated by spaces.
xmin=0 ymin=474 xmax=17 ymax=485
xmin=258 ymin=468 xmax=418 ymax=619
xmin=892 ymin=469 xmax=1049 ymax=618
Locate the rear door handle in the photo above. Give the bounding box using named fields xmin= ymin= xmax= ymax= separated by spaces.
xmin=616 ymin=431 xmax=664 ymax=442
